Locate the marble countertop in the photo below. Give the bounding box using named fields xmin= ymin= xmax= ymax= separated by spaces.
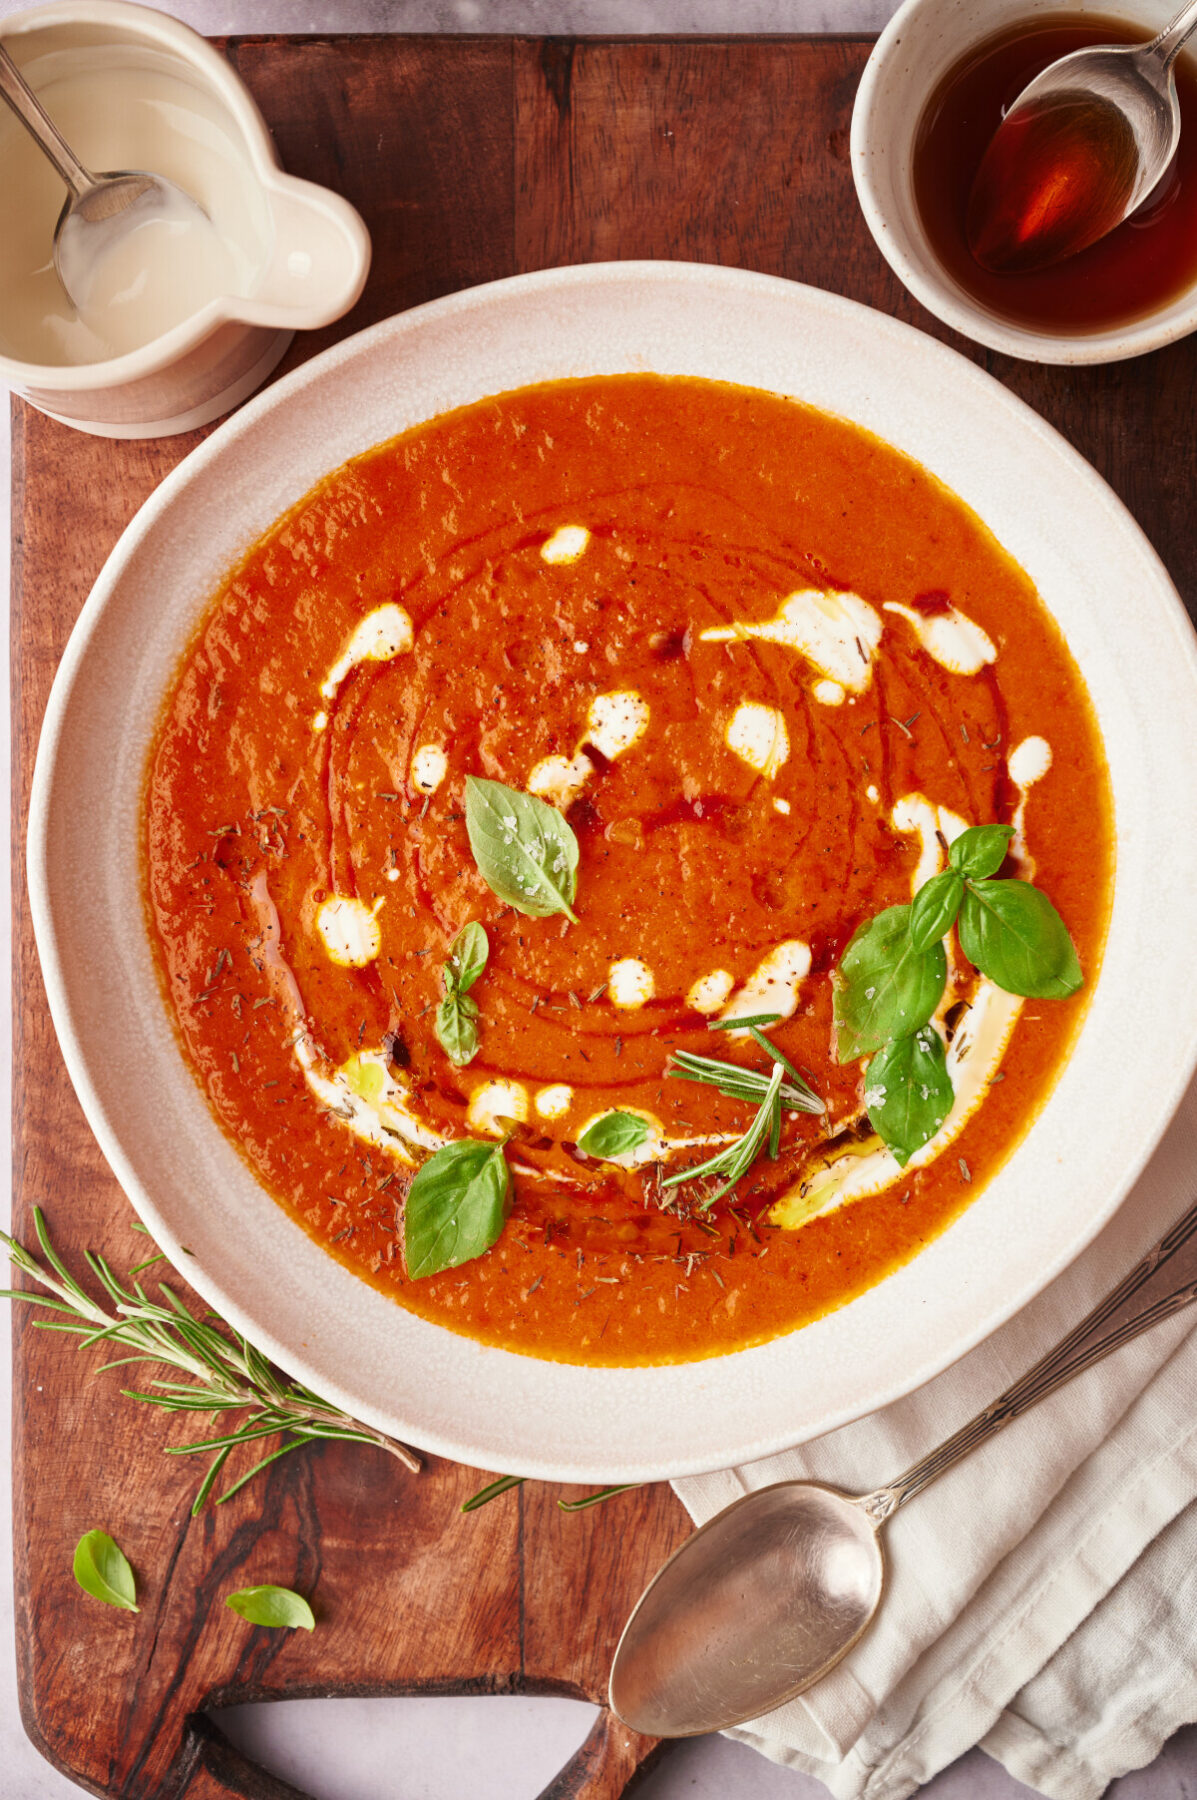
xmin=3 ymin=4 xmax=1196 ymax=1795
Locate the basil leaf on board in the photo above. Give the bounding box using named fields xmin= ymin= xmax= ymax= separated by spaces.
xmin=405 ymin=1138 xmax=512 ymax=1278
xmin=576 ymin=1111 xmax=650 ymax=1159
xmin=959 ymin=879 xmax=1083 ymax=999
xmin=435 ymin=989 xmax=479 ymax=1066
xmin=948 ymin=823 xmax=1014 ymax=880
xmin=833 ymin=904 xmax=947 ymax=1062
xmin=73 ymin=1530 xmax=138 ymax=1613
xmin=448 ymin=921 xmax=489 ymax=993
xmin=465 ymin=777 xmax=579 ymax=921
xmin=908 ymin=869 xmax=964 ymax=953
xmin=225 ymin=1585 xmax=315 ymax=1631
xmin=863 ymin=1026 xmax=954 ymax=1168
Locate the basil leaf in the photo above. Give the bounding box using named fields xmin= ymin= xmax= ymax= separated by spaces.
xmin=577 ymin=1111 xmax=650 ymax=1159
xmin=225 ymin=1585 xmax=315 ymax=1631
xmin=465 ymin=777 xmax=579 ymax=921
xmin=449 ymin=921 xmax=489 ymax=993
xmin=959 ymin=879 xmax=1083 ymax=999
xmin=949 ymin=823 xmax=1014 ymax=880
xmin=405 ymin=1138 xmax=512 ymax=1278
xmin=435 ymin=922 xmax=489 ymax=1065
xmin=833 ymin=904 xmax=947 ymax=1061
xmin=435 ymin=990 xmax=479 ymax=1065
xmin=864 ymin=1026 xmax=954 ymax=1167
xmin=73 ymin=1530 xmax=138 ymax=1612
xmin=909 ymin=870 xmax=964 ymax=953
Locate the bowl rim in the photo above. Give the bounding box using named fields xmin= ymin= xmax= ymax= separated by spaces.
xmin=26 ymin=259 xmax=1197 ymax=1481
xmin=0 ymin=0 xmax=370 ymax=388
xmin=850 ymin=0 xmax=1197 ymax=365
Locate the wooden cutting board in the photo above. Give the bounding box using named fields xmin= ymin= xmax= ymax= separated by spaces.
xmin=13 ymin=34 xmax=1197 ymax=1800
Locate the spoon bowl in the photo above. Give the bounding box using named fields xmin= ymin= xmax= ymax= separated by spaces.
xmin=610 ymin=1194 xmax=1197 ymax=1739
xmin=609 ymin=1482 xmax=884 ymax=1736
xmin=54 ymin=168 xmax=211 ymax=312
xmin=966 ymin=1 xmax=1197 ymax=272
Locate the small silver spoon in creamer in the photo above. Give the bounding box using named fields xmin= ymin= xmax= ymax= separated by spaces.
xmin=609 ymin=1193 xmax=1197 ymax=1738
xmin=0 ymin=42 xmax=210 ymax=311
xmin=967 ymin=0 xmax=1197 ymax=272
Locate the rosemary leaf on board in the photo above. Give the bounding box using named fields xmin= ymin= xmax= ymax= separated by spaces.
xmin=461 ymin=1473 xmax=527 ymax=1512
xmin=557 ymin=1484 xmax=642 ymax=1512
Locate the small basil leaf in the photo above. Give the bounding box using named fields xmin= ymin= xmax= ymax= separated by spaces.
xmin=435 ymin=991 xmax=479 ymax=1066
xmin=449 ymin=922 xmax=489 ymax=994
xmin=864 ymin=1026 xmax=954 ymax=1167
xmin=948 ymin=823 xmax=1015 ymax=880
xmin=73 ymin=1530 xmax=138 ymax=1612
xmin=909 ymin=870 xmax=964 ymax=953
xmin=405 ymin=1138 xmax=512 ymax=1278
xmin=225 ymin=1585 xmax=315 ymax=1631
xmin=833 ymin=904 xmax=947 ymax=1061
xmin=465 ymin=777 xmax=579 ymax=921
xmin=959 ymin=879 xmax=1083 ymax=999
xmin=576 ymin=1111 xmax=650 ymax=1159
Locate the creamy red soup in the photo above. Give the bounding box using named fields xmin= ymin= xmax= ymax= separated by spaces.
xmin=144 ymin=375 xmax=1112 ymax=1366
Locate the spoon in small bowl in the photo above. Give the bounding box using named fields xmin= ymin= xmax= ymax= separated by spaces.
xmin=966 ymin=0 xmax=1197 ymax=273
xmin=0 ymin=41 xmax=210 ymax=311
xmin=609 ymin=1192 xmax=1197 ymax=1738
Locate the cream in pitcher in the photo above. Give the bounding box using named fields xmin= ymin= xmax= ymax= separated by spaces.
xmin=1 ymin=56 xmax=265 ymax=364
xmin=0 ymin=1 xmax=370 ymax=436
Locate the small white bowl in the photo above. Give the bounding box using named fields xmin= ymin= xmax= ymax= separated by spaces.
xmin=0 ymin=0 xmax=370 ymax=437
xmin=852 ymin=0 xmax=1197 ymax=364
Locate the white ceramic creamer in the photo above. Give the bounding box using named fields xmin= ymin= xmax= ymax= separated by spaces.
xmin=0 ymin=0 xmax=370 ymax=436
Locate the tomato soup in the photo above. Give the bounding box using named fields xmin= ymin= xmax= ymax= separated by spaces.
xmin=144 ymin=376 xmax=1112 ymax=1365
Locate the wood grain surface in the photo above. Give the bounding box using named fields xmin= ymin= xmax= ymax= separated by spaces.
xmin=12 ymin=33 xmax=1197 ymax=1800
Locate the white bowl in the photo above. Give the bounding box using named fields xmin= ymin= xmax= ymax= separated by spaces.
xmin=852 ymin=0 xmax=1197 ymax=364
xmin=27 ymin=263 xmax=1197 ymax=1481
xmin=0 ymin=0 xmax=370 ymax=437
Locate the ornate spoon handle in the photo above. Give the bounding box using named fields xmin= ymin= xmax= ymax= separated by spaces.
xmin=859 ymin=1195 xmax=1197 ymax=1523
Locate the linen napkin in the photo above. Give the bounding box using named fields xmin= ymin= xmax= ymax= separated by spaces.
xmin=673 ymin=1070 xmax=1197 ymax=1800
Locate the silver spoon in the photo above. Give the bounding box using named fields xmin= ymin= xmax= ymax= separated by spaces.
xmin=0 ymin=41 xmax=208 ymax=310
xmin=609 ymin=1193 xmax=1197 ymax=1738
xmin=966 ymin=0 xmax=1197 ymax=272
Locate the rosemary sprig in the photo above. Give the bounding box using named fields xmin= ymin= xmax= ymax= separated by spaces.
xmin=668 ymin=1048 xmax=822 ymax=1115
xmin=1 ymin=1208 xmax=419 ymax=1514
xmin=702 ymin=1014 xmax=824 ymax=1113
xmin=662 ymin=1015 xmax=823 ymax=1206
xmin=661 ymin=1062 xmax=785 ymax=1206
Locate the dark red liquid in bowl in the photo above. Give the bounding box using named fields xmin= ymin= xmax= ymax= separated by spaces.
xmin=913 ymin=15 xmax=1197 ymax=334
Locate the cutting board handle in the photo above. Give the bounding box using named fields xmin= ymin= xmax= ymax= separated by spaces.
xmin=176 ymin=1705 xmax=667 ymax=1798
xmin=536 ymin=1707 xmax=668 ymax=1798
xmin=181 ymin=1714 xmax=312 ymax=1798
